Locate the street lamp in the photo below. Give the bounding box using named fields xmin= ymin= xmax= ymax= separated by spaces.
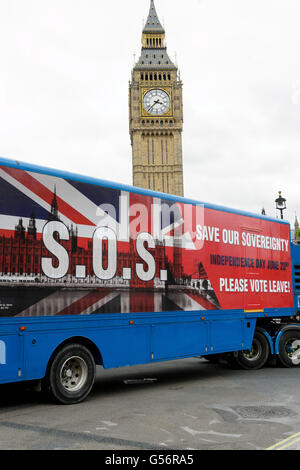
xmin=275 ymin=191 xmax=286 ymax=220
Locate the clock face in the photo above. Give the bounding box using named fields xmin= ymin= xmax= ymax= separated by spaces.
xmin=143 ymin=89 xmax=171 ymax=115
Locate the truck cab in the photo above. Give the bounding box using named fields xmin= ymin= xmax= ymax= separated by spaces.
xmin=291 ymin=242 xmax=300 ymax=314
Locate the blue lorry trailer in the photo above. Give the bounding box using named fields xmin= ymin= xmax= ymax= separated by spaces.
xmin=0 ymin=156 xmax=299 ymax=404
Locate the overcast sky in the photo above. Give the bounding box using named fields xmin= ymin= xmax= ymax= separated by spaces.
xmin=0 ymin=0 xmax=300 ymax=225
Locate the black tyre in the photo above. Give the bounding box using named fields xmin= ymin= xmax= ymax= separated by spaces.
xmin=43 ymin=343 xmax=96 ymax=405
xmin=278 ymin=330 xmax=300 ymax=368
xmin=233 ymin=331 xmax=270 ymax=370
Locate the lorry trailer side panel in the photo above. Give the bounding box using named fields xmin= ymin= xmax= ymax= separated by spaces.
xmin=0 ymin=312 xmax=259 ymax=384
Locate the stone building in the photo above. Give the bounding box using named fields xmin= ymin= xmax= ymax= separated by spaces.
xmin=293 ymin=215 xmax=300 ymax=245
xmin=129 ymin=0 xmax=184 ymax=197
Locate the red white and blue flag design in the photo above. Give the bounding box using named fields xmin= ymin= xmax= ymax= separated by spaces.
xmin=0 ymin=164 xmax=293 ymax=317
xmin=0 ymin=165 xmax=220 ymax=317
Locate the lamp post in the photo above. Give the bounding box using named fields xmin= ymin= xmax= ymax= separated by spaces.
xmin=275 ymin=191 xmax=286 ymax=220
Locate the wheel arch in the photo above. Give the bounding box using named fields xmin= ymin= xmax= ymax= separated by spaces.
xmin=233 ymin=328 xmax=270 ymax=370
xmin=45 ymin=336 xmax=103 ymax=374
xmin=274 ymin=324 xmax=300 ymax=355
xmin=255 ymin=326 xmax=274 ymax=355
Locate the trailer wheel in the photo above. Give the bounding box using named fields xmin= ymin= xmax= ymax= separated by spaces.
xmin=278 ymin=331 xmax=300 ymax=368
xmin=43 ymin=343 xmax=96 ymax=405
xmin=233 ymin=331 xmax=270 ymax=370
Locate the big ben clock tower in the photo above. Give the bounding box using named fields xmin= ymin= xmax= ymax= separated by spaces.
xmin=129 ymin=0 xmax=184 ymax=197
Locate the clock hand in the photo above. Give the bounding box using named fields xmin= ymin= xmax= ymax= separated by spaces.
xmin=147 ymin=99 xmax=160 ymax=112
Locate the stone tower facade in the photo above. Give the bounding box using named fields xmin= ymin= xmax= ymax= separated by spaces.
xmin=294 ymin=215 xmax=300 ymax=244
xmin=129 ymin=0 xmax=184 ymax=197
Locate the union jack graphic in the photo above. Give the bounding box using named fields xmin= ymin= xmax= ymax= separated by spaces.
xmin=11 ymin=287 xmax=218 ymax=318
xmin=0 ymin=165 xmax=220 ymax=317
